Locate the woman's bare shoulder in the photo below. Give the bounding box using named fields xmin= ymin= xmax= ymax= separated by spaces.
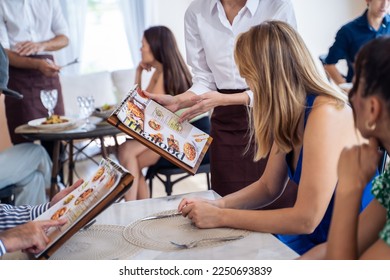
xmin=311 ymin=95 xmax=351 ymax=116
xmin=306 ymin=94 xmax=355 ymax=136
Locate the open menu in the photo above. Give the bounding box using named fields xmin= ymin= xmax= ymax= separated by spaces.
xmin=107 ymin=85 xmax=213 ymax=175
xmin=34 ymin=158 xmax=133 ymax=259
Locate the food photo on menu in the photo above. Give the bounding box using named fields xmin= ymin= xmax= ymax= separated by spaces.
xmin=33 ymin=158 xmax=132 ymax=258
xmin=108 ymin=85 xmax=212 ymax=174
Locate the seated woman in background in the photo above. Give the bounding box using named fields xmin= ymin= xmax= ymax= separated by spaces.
xmin=301 ymin=37 xmax=390 ymax=260
xmin=118 ymin=25 xmax=209 ymax=201
xmin=177 ymin=21 xmax=374 ymax=255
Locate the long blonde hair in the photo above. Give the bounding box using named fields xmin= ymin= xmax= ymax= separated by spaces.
xmin=234 ymin=21 xmax=347 ymax=160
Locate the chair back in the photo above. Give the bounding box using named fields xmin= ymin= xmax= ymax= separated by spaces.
xmin=0 ymin=184 xmax=16 ymax=205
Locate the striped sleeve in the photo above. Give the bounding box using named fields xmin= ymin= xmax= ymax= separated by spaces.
xmin=0 ymin=239 xmax=6 ymax=256
xmin=0 ymin=203 xmax=50 ymax=231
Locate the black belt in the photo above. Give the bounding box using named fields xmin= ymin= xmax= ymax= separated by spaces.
xmin=216 ymin=88 xmax=249 ymax=94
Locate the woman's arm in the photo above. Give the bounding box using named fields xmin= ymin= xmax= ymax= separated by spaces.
xmin=180 ymin=144 xmax=291 ymax=229
xmin=326 ymin=138 xmax=382 ymax=259
xmin=182 ymin=99 xmax=355 ymax=234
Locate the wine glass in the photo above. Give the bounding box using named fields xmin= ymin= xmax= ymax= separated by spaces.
xmin=40 ymin=89 xmax=58 ymax=118
xmin=77 ymin=95 xmax=96 ymax=130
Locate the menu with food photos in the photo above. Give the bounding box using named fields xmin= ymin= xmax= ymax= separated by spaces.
xmin=34 ymin=158 xmax=133 ymax=259
xmin=107 ymin=85 xmax=213 ymax=175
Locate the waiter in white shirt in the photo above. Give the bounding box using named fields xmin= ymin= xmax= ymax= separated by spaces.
xmin=148 ymin=0 xmax=297 ymax=197
xmin=0 ymin=0 xmax=69 ymax=145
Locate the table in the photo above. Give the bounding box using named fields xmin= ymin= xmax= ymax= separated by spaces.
xmin=1 ymin=190 xmax=298 ymax=260
xmin=15 ymin=120 xmax=121 ymax=198
xmin=92 ymin=190 xmax=299 ymax=260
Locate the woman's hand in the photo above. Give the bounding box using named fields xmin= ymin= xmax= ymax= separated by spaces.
xmin=137 ymin=62 xmax=152 ymax=72
xmin=178 ymin=197 xmax=224 ymax=228
xmin=337 ymin=138 xmax=382 ymax=192
xmin=180 ymin=201 xmax=224 ymax=228
xmin=50 ymin=179 xmax=84 ymax=207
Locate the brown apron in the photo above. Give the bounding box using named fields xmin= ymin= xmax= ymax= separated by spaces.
xmin=210 ymin=89 xmax=268 ymax=197
xmin=5 ymin=55 xmax=65 ymax=144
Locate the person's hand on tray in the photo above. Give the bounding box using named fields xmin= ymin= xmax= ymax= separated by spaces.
xmin=178 ymin=197 xmax=224 ymax=228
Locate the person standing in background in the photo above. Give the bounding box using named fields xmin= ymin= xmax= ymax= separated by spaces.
xmin=147 ymin=0 xmax=297 ymax=197
xmin=323 ymin=0 xmax=390 ymax=85
xmin=0 ymin=0 xmax=69 ymax=145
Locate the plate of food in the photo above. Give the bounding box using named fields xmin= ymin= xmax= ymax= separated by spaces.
xmin=28 ymin=115 xmax=76 ymax=130
xmin=93 ymin=104 xmax=116 ymax=119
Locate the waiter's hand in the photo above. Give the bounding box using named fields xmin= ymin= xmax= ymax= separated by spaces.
xmin=179 ymin=91 xmax=223 ymax=122
xmin=144 ymin=91 xmax=180 ymax=112
xmin=35 ymin=59 xmax=61 ymax=77
xmin=14 ymin=41 xmax=45 ymax=56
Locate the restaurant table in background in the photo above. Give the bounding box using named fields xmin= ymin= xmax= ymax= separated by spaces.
xmin=15 ymin=119 xmax=121 ymax=198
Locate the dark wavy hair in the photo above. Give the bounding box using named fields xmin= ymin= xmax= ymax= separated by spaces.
xmin=143 ymin=26 xmax=192 ymax=96
xmin=349 ymin=36 xmax=390 ymax=111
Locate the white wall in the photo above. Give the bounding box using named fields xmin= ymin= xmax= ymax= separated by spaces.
xmin=149 ymin=0 xmax=367 ymax=63
xmin=145 ymin=0 xmax=192 ymax=58
xmin=291 ymin=0 xmax=366 ymax=59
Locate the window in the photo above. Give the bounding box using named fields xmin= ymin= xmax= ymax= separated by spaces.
xmin=81 ymin=0 xmax=134 ymax=73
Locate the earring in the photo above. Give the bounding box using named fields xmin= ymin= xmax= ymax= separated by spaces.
xmin=365 ymin=120 xmax=376 ymax=131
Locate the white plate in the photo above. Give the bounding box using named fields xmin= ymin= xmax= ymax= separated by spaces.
xmin=28 ymin=117 xmax=76 ymax=130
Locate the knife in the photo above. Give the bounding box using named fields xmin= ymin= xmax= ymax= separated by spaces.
xmin=140 ymin=212 xmax=182 ymax=221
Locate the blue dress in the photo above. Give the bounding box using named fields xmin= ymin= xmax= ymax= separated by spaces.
xmin=275 ymin=94 xmax=374 ymax=255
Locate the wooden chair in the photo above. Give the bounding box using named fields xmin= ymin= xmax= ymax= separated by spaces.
xmin=0 ymin=184 xmax=16 ymax=205
xmin=146 ymin=163 xmax=211 ymax=197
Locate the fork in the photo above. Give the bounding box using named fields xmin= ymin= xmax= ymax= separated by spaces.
xmin=140 ymin=212 xmax=182 ymax=221
xmin=170 ymin=235 xmax=244 ymax=249
xmin=60 ymin=58 xmax=79 ymax=68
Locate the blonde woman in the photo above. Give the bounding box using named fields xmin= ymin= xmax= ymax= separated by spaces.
xmin=177 ymin=21 xmax=374 ymax=255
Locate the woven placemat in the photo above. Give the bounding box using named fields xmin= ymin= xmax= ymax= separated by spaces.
xmin=50 ymin=224 xmax=140 ymax=260
xmin=123 ymin=210 xmax=251 ymax=251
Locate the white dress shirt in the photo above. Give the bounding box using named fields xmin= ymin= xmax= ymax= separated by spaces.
xmin=0 ymin=0 xmax=69 ymax=52
xmin=185 ymin=0 xmax=297 ymax=104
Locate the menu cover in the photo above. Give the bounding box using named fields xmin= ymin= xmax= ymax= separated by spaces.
xmin=107 ymin=85 xmax=213 ymax=175
xmin=34 ymin=158 xmax=133 ymax=259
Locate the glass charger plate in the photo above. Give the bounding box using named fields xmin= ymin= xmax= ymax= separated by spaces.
xmin=50 ymin=224 xmax=141 ymax=260
xmin=123 ymin=209 xmax=251 ymax=251
xmin=28 ymin=116 xmax=77 ymax=130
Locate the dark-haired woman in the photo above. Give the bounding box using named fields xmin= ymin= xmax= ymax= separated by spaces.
xmin=118 ymin=26 xmax=209 ymax=200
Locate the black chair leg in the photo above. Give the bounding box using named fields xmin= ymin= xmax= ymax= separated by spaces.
xmin=165 ymin=175 xmax=173 ymax=196
xmin=206 ymin=172 xmax=211 ymax=190
xmin=149 ymin=176 xmax=154 ymax=198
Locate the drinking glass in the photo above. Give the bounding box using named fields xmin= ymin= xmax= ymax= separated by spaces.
xmin=40 ymin=89 xmax=58 ymax=118
xmin=77 ymin=95 xmax=96 ymax=130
